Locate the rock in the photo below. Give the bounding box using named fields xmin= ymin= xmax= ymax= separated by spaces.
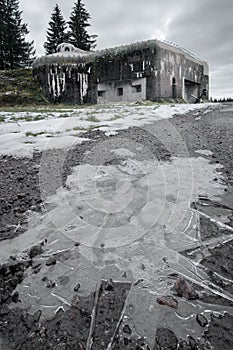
xmin=45 ymin=256 xmax=56 ymax=266
xmin=156 ymin=327 xmax=178 ymax=350
xmin=29 ymin=244 xmax=43 ymax=259
xmin=74 ymin=283 xmax=81 ymax=292
xmin=46 ymin=280 xmax=56 ymax=288
xmin=196 ymin=313 xmax=208 ymax=327
xmin=105 ymin=279 xmax=114 ymax=291
xmin=11 ymin=291 xmax=19 ymax=303
xmin=33 ymin=310 xmax=42 ymax=322
xmin=175 ymin=276 xmax=198 ymax=300
xmin=157 ymin=296 xmax=178 ymax=309
xmin=140 ymin=263 xmax=146 ymax=270
xmin=123 ymin=324 xmax=132 ymax=335
xmin=134 ymin=278 xmax=144 ymax=286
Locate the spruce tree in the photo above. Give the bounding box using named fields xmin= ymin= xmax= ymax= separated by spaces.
xmin=0 ymin=0 xmax=7 ymax=69
xmin=44 ymin=4 xmax=68 ymax=55
xmin=0 ymin=0 xmax=35 ymax=70
xmin=68 ymin=0 xmax=96 ymax=51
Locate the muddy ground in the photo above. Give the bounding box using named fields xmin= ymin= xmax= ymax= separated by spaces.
xmin=0 ymin=103 xmax=233 ymax=349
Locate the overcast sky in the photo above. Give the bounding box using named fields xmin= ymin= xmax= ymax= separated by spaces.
xmin=20 ymin=0 xmax=233 ymax=98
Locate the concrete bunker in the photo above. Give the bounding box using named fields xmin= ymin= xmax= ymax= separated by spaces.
xmin=33 ymin=39 xmax=209 ymax=104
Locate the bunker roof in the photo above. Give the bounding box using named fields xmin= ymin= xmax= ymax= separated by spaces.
xmin=33 ymin=38 xmax=208 ymax=70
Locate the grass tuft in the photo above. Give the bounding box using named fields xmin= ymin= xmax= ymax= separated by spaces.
xmin=25 ymin=131 xmax=47 ymax=137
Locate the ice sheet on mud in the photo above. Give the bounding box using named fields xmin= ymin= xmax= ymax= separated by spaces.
xmin=1 ymin=146 xmax=233 ymax=347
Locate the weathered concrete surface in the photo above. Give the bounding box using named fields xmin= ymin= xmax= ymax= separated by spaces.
xmin=33 ymin=39 xmax=208 ymax=104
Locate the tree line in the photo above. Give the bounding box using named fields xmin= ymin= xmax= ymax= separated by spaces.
xmin=210 ymin=97 xmax=233 ymax=103
xmin=0 ymin=0 xmax=96 ymax=70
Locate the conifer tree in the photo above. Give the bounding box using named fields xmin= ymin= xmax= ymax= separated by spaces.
xmin=0 ymin=0 xmax=7 ymax=69
xmin=68 ymin=0 xmax=97 ymax=51
xmin=0 ymin=0 xmax=35 ymax=69
xmin=44 ymin=4 xmax=68 ymax=55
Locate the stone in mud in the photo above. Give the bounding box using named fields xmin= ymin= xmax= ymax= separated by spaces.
xmin=33 ymin=310 xmax=42 ymax=323
xmin=46 ymin=280 xmax=56 ymax=288
xmin=104 ymin=278 xmax=114 ymax=291
xmin=29 ymin=244 xmax=43 ymax=258
xmin=175 ymin=276 xmax=199 ymax=300
xmin=134 ymin=278 xmax=144 ymax=286
xmin=11 ymin=291 xmax=19 ymax=303
xmin=45 ymin=256 xmax=56 ymax=266
xmin=123 ymin=324 xmax=132 ymax=335
xmin=196 ymin=313 xmax=208 ymax=327
xmin=155 ymin=327 xmax=178 ymax=350
xmin=157 ymin=295 xmax=178 ymax=309
xmin=74 ymin=283 xmax=81 ymax=292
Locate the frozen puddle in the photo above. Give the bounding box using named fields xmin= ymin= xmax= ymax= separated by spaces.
xmin=38 ymin=156 xmax=225 ymax=250
xmin=1 ymin=153 xmax=233 ymax=343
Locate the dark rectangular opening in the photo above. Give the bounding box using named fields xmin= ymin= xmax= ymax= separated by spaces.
xmin=132 ymin=84 xmax=142 ymax=93
xmin=117 ymin=87 xmax=123 ymax=96
xmin=98 ymin=90 xmax=106 ymax=97
xmin=184 ymin=79 xmax=200 ymax=102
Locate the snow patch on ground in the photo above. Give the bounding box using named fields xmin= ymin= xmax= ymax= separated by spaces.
xmin=0 ymin=103 xmax=211 ymax=157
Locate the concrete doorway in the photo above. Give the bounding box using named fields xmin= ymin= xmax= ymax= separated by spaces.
xmin=184 ymin=79 xmax=200 ymax=102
